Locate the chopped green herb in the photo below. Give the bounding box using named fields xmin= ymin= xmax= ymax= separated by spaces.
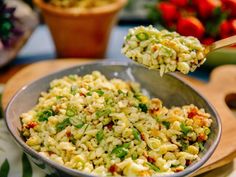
xmin=66 ymin=107 xmax=77 ymax=117
xmin=56 ymin=96 xmax=63 ymax=99
xmin=83 ymin=124 xmax=89 ymax=135
xmin=86 ymin=92 xmax=92 ymax=96
xmin=132 ymin=128 xmax=141 ymax=141
xmin=69 ymin=117 xmax=84 ymax=128
xmin=131 ymin=153 xmax=138 ymax=160
xmin=126 ymin=34 xmax=132 ymax=40
xmin=111 ymin=146 xmax=128 ymax=159
xmin=162 ymin=121 xmax=170 ymax=129
xmin=95 ymin=90 xmax=104 ymax=96
xmin=71 ymin=85 xmax=77 ymax=95
xmin=146 ymin=162 xmax=160 ymax=172
xmin=118 ymin=89 xmax=124 ymax=94
xmin=75 ymin=122 xmax=85 ymax=129
xmin=134 ymin=94 xmax=141 ymax=101
xmin=111 ymin=143 xmax=130 ymax=159
xmin=136 ymin=32 xmax=149 ymax=41
xmin=38 ymin=109 xmax=54 ymax=122
xmin=96 ymin=109 xmax=111 ymax=118
xmin=56 ymin=118 xmax=71 ymax=132
xmin=160 ymin=45 xmax=173 ymax=57
xmin=180 ymin=123 xmax=191 ymax=135
xmin=70 ymin=137 xmax=77 ymax=145
xmin=122 ymin=142 xmax=131 ymax=148
xmin=139 ymin=103 xmax=148 ymax=113
xmin=180 ymin=140 xmax=188 ymax=150
xmin=170 ymin=164 xmax=179 ymax=168
xmin=96 ymin=129 xmax=104 ymax=143
xmin=198 ymin=142 xmax=205 ymax=151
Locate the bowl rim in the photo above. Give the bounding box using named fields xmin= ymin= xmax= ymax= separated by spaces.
xmin=33 ymin=0 xmax=127 ymax=17
xmin=5 ymin=61 xmax=222 ymax=177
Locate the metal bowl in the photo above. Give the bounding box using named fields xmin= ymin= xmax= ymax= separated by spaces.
xmin=5 ymin=62 xmax=221 ymax=177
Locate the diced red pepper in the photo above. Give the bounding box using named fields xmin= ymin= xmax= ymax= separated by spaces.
xmin=109 ymin=164 xmax=119 ymax=174
xmin=197 ymin=133 xmax=207 ymax=141
xmin=141 ymin=133 xmax=146 ymax=141
xmin=188 ymin=108 xmax=198 ymax=118
xmin=25 ymin=122 xmax=38 ymax=129
xmin=147 ymin=156 xmax=156 ymax=163
xmin=66 ymin=131 xmax=71 ymax=137
xmin=106 ymin=122 xmax=114 ymax=131
xmin=186 ymin=159 xmax=192 ymax=166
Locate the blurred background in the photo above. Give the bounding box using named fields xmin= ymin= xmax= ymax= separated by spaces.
xmin=1 ymin=1 xmax=236 ymax=177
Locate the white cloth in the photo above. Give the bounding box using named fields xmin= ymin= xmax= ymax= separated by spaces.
xmin=0 ymin=120 xmax=46 ymax=177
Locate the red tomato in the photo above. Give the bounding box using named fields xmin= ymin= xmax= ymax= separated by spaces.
xmin=230 ymin=19 xmax=236 ymax=33
xmin=221 ymin=0 xmax=236 ymax=17
xmin=196 ymin=0 xmax=221 ymax=18
xmin=219 ymin=19 xmax=236 ymax=38
xmin=177 ymin=17 xmax=205 ymax=39
xmin=157 ymin=2 xmax=179 ymax=22
xmin=171 ymin=0 xmax=189 ymax=7
xmin=202 ymin=37 xmax=215 ymax=45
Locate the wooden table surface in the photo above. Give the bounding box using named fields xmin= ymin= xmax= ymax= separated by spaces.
xmin=1 ymin=61 xmax=236 ymax=177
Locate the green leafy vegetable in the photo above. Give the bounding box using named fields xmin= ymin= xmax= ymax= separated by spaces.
xmin=0 ymin=159 xmax=9 ymax=177
xmin=95 ymin=90 xmax=104 ymax=96
xmin=96 ymin=109 xmax=111 ymax=118
xmin=56 ymin=118 xmax=71 ymax=132
xmin=132 ymin=128 xmax=141 ymax=141
xmin=22 ymin=153 xmax=32 ymax=177
xmin=139 ymin=103 xmax=148 ymax=113
xmin=136 ymin=32 xmax=149 ymax=41
xmin=38 ymin=109 xmax=54 ymax=122
xmin=96 ymin=129 xmax=104 ymax=143
xmin=180 ymin=123 xmax=191 ymax=135
xmin=162 ymin=121 xmax=170 ymax=129
xmin=146 ymin=162 xmax=160 ymax=172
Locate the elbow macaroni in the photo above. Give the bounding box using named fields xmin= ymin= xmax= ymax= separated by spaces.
xmin=20 ymin=71 xmax=212 ymax=176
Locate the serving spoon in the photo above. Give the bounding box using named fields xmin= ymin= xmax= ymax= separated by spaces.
xmin=122 ymin=25 xmax=236 ymax=76
xmin=206 ymin=35 xmax=236 ymax=53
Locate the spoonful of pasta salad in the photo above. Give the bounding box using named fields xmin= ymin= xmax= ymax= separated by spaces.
xmin=122 ymin=25 xmax=236 ymax=76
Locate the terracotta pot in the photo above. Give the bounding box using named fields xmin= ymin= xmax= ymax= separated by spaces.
xmin=34 ymin=0 xmax=127 ymax=58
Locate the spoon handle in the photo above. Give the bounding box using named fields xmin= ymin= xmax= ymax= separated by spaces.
xmin=210 ymin=35 xmax=236 ymax=51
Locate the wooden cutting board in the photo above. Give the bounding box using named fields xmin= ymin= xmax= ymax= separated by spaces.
xmin=2 ymin=59 xmax=236 ymax=176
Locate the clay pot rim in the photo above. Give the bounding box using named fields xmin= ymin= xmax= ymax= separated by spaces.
xmin=34 ymin=0 xmax=127 ymax=17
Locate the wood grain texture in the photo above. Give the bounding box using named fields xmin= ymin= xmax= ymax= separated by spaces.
xmin=2 ymin=59 xmax=236 ymax=176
